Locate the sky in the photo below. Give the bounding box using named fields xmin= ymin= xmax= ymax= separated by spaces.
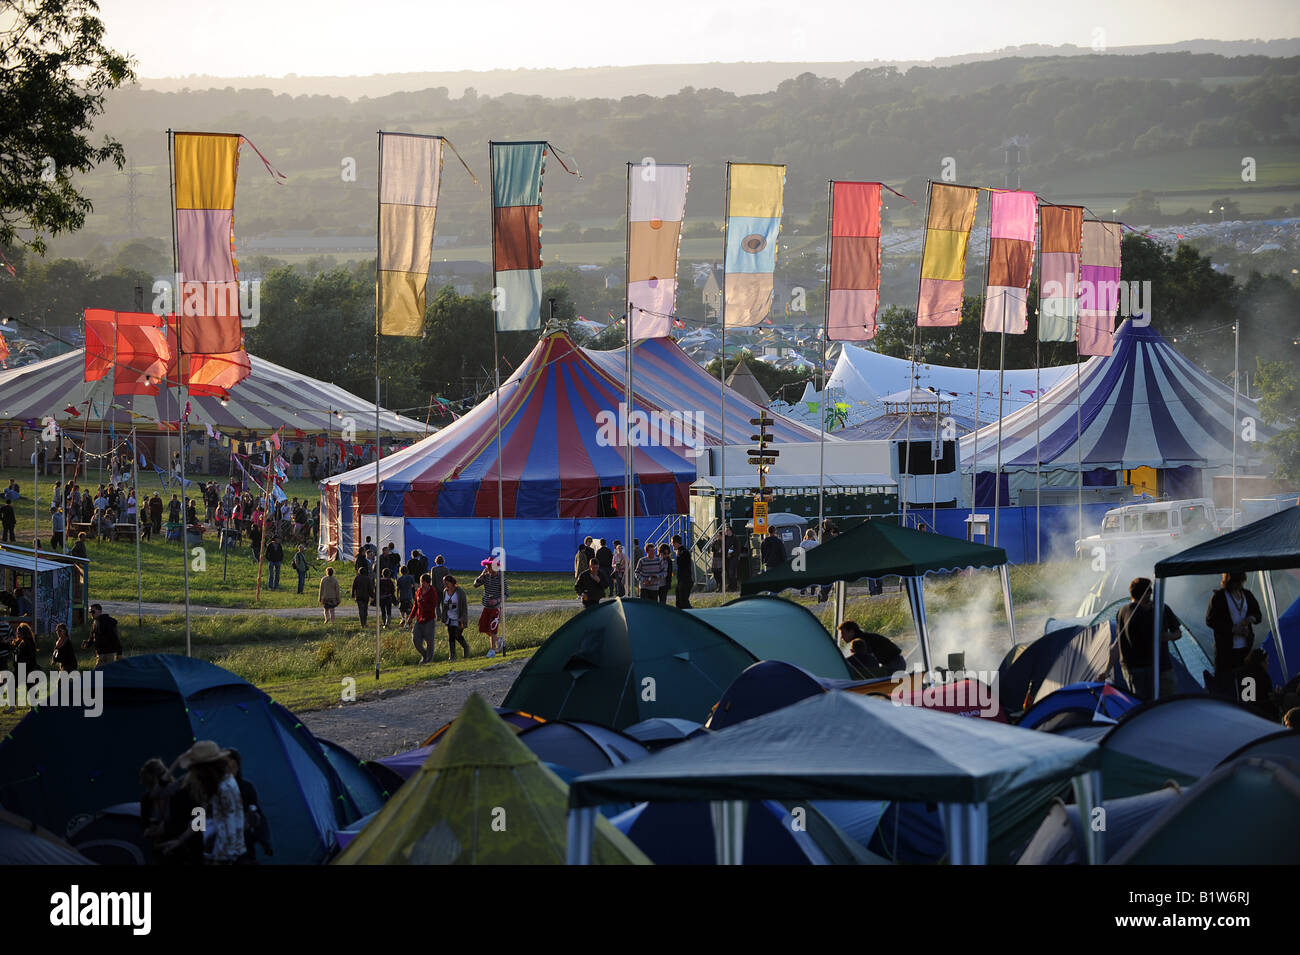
xmin=99 ymin=0 xmax=1300 ymax=77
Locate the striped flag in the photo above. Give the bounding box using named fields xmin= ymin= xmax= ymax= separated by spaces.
xmin=628 ymin=162 xmax=690 ymax=340
xmin=1038 ymin=205 xmax=1085 ymax=342
xmin=1079 ymin=221 xmax=1123 ymax=357
xmin=491 ymin=141 xmax=547 ymax=332
xmin=982 ymin=190 xmax=1038 ymax=334
xmin=917 ymin=183 xmax=979 ymax=327
xmin=827 ymin=181 xmax=882 ymax=341
xmin=378 ymin=133 xmax=443 ymax=336
xmin=724 ymin=163 xmax=785 ymax=327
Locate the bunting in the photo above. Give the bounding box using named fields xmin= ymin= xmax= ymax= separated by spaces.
xmin=827 ymin=181 xmax=882 ymax=341
xmin=1038 ymin=204 xmax=1085 ymax=342
xmin=491 ymin=141 xmax=546 ymax=332
xmin=1078 ymin=220 xmax=1123 ymax=357
xmin=378 ymin=133 xmax=443 ymax=336
xmin=627 ymin=162 xmax=690 ymax=339
xmin=917 ymin=183 xmax=979 ymax=327
xmin=724 ymin=163 xmax=785 ymax=327
xmin=982 ymin=190 xmax=1038 ymax=334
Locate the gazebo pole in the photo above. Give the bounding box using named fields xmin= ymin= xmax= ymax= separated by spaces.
xmin=1071 ymin=770 xmax=1104 ymax=865
xmin=939 ymin=802 xmax=988 ymax=865
xmin=998 ymin=563 xmax=1017 ymax=647
xmin=1259 ymin=570 xmax=1288 ymax=680
xmin=1151 ymin=577 xmax=1165 ymax=700
xmin=904 ymin=575 xmax=933 ymax=675
xmin=710 ymin=800 xmax=747 ymax=865
xmin=565 ymin=806 xmax=596 ymax=865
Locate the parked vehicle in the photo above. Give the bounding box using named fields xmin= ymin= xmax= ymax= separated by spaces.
xmin=1075 ymin=498 xmax=1218 ymax=562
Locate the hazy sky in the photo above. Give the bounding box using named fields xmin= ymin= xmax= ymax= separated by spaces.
xmin=100 ymin=0 xmax=1298 ymax=76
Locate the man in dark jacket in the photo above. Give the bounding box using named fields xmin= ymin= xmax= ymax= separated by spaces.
xmin=595 ymin=539 xmax=614 ymax=595
xmin=0 ymin=499 xmax=14 ymax=542
xmin=264 ymin=537 xmax=284 ymax=590
xmin=672 ymin=534 xmax=694 ymax=609
xmin=575 ymin=559 xmax=607 ymax=609
xmin=83 ymin=603 xmax=123 ymax=665
xmin=1117 ymin=577 xmax=1182 ymax=700
xmin=760 ymin=526 xmax=787 ymax=572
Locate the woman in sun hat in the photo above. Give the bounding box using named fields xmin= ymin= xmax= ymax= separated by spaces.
xmin=160 ymin=740 xmax=245 ymax=865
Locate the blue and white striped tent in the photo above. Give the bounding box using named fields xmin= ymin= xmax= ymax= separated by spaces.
xmin=961 ymin=319 xmax=1272 ymax=482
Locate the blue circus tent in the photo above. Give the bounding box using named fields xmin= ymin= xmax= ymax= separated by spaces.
xmin=960 ymin=319 xmax=1274 ymax=503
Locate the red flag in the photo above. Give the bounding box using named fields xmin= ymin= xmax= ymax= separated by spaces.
xmin=84 ymin=308 xmax=115 ymax=382
xmin=63 ymin=405 xmax=81 ymax=417
xmin=113 ymin=312 xmax=171 ymax=396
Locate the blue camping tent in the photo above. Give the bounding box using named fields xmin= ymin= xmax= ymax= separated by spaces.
xmin=0 ymin=655 xmax=371 ymax=864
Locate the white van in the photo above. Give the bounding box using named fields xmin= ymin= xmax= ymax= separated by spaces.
xmin=1075 ymin=498 xmax=1219 ymax=562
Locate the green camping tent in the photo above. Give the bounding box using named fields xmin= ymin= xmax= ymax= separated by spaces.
xmin=333 ymin=693 xmax=649 ymax=865
xmin=502 ymin=598 xmax=762 ymax=728
xmin=741 ymin=520 xmax=1016 ymax=673
xmin=1110 ymin=757 xmax=1300 ymax=864
xmin=688 ymin=596 xmax=853 ymax=680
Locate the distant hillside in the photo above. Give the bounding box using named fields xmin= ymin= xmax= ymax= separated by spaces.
xmin=135 ymin=39 xmax=1300 ymax=100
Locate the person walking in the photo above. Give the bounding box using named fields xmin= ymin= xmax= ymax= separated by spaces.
xmin=265 ymin=536 xmax=284 ymax=590
xmin=396 ymin=564 xmax=416 ymax=627
xmin=51 ymin=623 xmax=78 ymax=672
xmin=657 ymin=543 xmax=674 ymax=604
xmin=710 ymin=531 xmax=725 ymax=593
xmin=575 ymin=558 xmax=606 ymax=609
xmin=1206 ymin=571 xmax=1263 ymax=689
xmin=318 ymin=567 xmax=341 ymax=623
xmin=574 ymin=536 xmax=595 ymax=579
xmin=612 ymin=541 xmax=627 ymax=598
xmin=291 ymin=447 xmax=304 ymax=481
xmin=474 ymin=559 xmax=508 ymax=657
xmin=0 ymin=497 xmax=15 ymax=542
xmin=82 ymin=603 xmax=122 ymax=666
xmin=149 ymin=492 xmax=163 ymax=536
xmin=635 ymin=542 xmax=666 ymax=600
xmin=441 ymin=575 xmax=470 ymax=662
xmin=49 ymin=505 xmax=64 ymax=550
xmin=409 ymin=572 xmax=440 ymax=663
xmin=760 ymin=526 xmax=786 ymax=572
xmin=429 ymin=554 xmax=450 ymax=594
xmin=351 ymin=566 xmax=375 ymax=628
xmin=673 ymin=534 xmax=694 ymax=609
xmin=378 ymin=568 xmax=396 ymax=626
xmin=595 ymin=538 xmax=614 ymax=596
xmin=292 ymin=545 xmax=310 ymax=594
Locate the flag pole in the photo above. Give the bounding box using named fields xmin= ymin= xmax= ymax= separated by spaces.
xmin=1033 ymin=206 xmax=1044 ymax=564
xmin=374 ymin=129 xmax=383 ymax=680
xmin=912 ymin=181 xmax=935 ymax=519
xmin=719 ymin=163 xmax=731 ymax=600
xmin=489 ymin=142 xmax=506 ymax=656
xmin=32 ymin=428 xmax=38 ymax=631
xmin=623 ymin=163 xmax=634 ymax=595
xmin=818 ymin=180 xmax=831 ymax=543
xmin=994 ymin=292 xmax=1007 ymax=547
xmin=167 ymin=129 xmax=192 ymax=656
xmin=133 ymin=425 xmax=142 ymax=626
xmin=971 ymin=190 xmax=991 ymax=518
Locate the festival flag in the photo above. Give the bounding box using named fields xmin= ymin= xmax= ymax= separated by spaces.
xmin=378 ymin=133 xmax=443 ymax=336
xmin=627 ymin=162 xmax=690 ymax=339
xmin=172 ymin=132 xmax=242 ymax=355
xmin=917 ymin=183 xmax=979 ymax=327
xmin=186 ymin=351 xmax=251 ymax=397
xmin=827 ymin=181 xmax=882 ymax=341
xmin=171 ymin=131 xmax=279 ymax=394
xmin=84 ymin=308 xmax=115 ymax=381
xmin=1038 ymin=204 xmax=1085 ymax=342
xmin=1079 ymin=220 xmax=1123 ymax=356
xmin=112 ymin=311 xmax=171 ymax=397
xmin=982 ymin=190 xmax=1038 ymax=334
xmin=491 ymin=141 xmax=547 ymax=332
xmin=724 ymin=163 xmax=785 ymax=327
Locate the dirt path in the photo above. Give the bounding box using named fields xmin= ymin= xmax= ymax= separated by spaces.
xmin=99 ymin=597 xmax=577 ymax=619
xmin=298 ymin=657 xmax=529 ymax=760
